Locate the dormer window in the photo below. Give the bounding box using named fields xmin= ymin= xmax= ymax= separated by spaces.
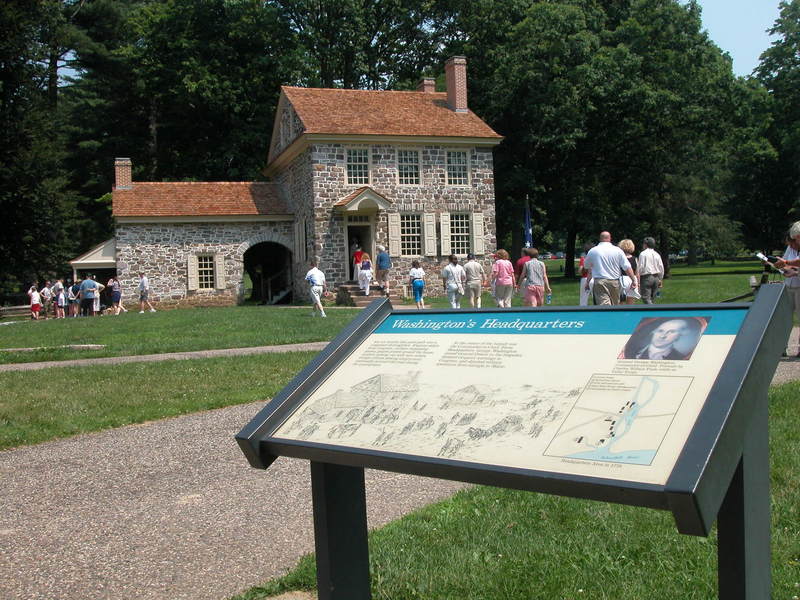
xmin=397 ymin=149 xmax=421 ymax=185
xmin=346 ymin=148 xmax=370 ymax=185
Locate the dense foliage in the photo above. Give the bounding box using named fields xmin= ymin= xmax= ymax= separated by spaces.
xmin=2 ymin=0 xmax=799 ymax=294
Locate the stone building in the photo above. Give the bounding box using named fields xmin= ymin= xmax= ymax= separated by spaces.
xmin=111 ymin=56 xmax=502 ymax=307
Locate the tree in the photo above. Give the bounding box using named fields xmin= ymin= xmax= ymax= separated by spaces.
xmin=0 ymin=0 xmax=77 ymax=296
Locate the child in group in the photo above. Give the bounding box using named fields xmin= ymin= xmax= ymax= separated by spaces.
xmin=28 ymin=285 xmax=41 ymax=320
xmin=408 ymin=260 xmax=426 ymax=309
xmin=358 ymin=253 xmax=373 ymax=295
xmin=55 ymin=286 xmax=66 ymax=318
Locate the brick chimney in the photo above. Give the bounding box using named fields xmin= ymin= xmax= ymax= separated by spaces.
xmin=445 ymin=56 xmax=468 ymax=113
xmin=417 ymin=77 xmax=436 ymax=93
xmin=114 ymin=158 xmax=132 ymax=190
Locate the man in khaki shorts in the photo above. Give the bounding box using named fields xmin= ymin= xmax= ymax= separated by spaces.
xmin=583 ymin=231 xmax=637 ymax=305
xmin=463 ymin=253 xmax=486 ymax=308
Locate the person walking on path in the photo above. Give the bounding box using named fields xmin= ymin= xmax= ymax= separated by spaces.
xmin=583 ymin=231 xmax=637 ymax=305
xmin=305 ymin=258 xmax=327 ymax=317
xmin=463 ymin=253 xmax=486 ymax=308
xmin=638 ymin=236 xmax=664 ymax=304
xmin=774 ymin=223 xmax=800 ymax=356
xmin=138 ymin=273 xmax=157 ymax=313
xmin=618 ymin=239 xmax=641 ymax=305
xmin=442 ymin=254 xmax=466 ymax=309
xmin=516 ymin=248 xmax=550 ymax=307
xmin=491 ymin=249 xmax=516 ymax=308
xmin=39 ymin=281 xmax=52 ymax=319
xmin=358 ymin=252 xmax=373 ymax=296
xmin=375 ymin=245 xmax=392 ymax=296
xmin=108 ymin=276 xmax=127 ymax=315
xmin=28 ymin=284 xmax=41 ymax=320
xmin=78 ymin=276 xmax=100 ymax=317
xmin=408 ymin=260 xmax=426 ymax=309
xmin=578 ymin=243 xmax=594 ymax=306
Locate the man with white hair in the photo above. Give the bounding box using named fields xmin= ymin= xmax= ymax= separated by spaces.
xmin=375 ymin=244 xmax=392 ymax=296
xmin=583 ymin=231 xmax=637 ymax=305
xmin=638 ymin=237 xmax=665 ymax=304
xmin=774 ymin=221 xmax=800 ymax=356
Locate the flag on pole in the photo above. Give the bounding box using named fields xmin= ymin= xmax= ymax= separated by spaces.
xmin=523 ymin=195 xmax=533 ymax=248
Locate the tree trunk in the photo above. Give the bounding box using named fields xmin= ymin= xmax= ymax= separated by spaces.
xmin=659 ymin=230 xmax=671 ymax=278
xmin=687 ymin=230 xmax=698 ymax=265
xmin=564 ymin=225 xmax=577 ymax=278
xmin=148 ymin=98 xmax=158 ymax=177
xmin=48 ymin=50 xmax=59 ymax=108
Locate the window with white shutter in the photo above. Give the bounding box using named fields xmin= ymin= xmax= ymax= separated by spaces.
xmin=388 ymin=213 xmax=401 ymax=256
xmin=187 ymin=255 xmax=199 ymax=291
xmin=439 ymin=212 xmax=451 ymax=256
xmin=471 ymin=212 xmax=485 ymax=255
xmin=214 ymin=254 xmax=226 ymax=289
xmin=423 ymin=213 xmax=437 ymax=256
xmin=400 ymin=214 xmax=422 ymax=256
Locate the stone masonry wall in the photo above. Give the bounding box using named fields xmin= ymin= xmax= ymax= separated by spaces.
xmin=115 ymin=221 xmax=294 ymax=307
xmin=307 ymin=142 xmax=497 ymax=296
xmin=275 ymin=148 xmax=315 ymax=300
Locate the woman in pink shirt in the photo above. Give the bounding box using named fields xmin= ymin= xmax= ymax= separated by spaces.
xmin=491 ymin=249 xmax=516 ymax=308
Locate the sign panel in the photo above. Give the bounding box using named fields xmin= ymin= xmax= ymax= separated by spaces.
xmin=272 ymin=309 xmax=746 ymax=486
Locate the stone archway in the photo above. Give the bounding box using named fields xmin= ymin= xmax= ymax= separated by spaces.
xmin=237 ymin=233 xmax=293 ymax=304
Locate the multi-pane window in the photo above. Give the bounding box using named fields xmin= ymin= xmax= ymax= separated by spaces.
xmin=450 ymin=214 xmax=471 ymax=256
xmin=446 ymin=151 xmax=468 ymax=186
xmin=346 ymin=148 xmax=369 ymax=185
xmin=197 ymin=255 xmax=215 ymax=289
xmin=400 ymin=214 xmax=422 ymax=255
xmin=397 ymin=150 xmax=420 ymax=185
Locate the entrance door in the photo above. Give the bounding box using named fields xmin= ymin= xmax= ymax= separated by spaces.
xmin=347 ymin=223 xmax=372 ymax=280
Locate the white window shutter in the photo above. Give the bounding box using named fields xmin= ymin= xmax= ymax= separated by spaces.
xmin=471 ymin=212 xmax=485 ymax=255
xmin=294 ymin=220 xmax=304 ymax=262
xmin=388 ymin=213 xmax=401 ymax=256
xmin=439 ymin=212 xmax=451 ymax=256
xmin=423 ymin=213 xmax=437 ymax=256
xmin=214 ymin=253 xmax=226 ymax=289
xmin=187 ymin=255 xmax=199 ymax=291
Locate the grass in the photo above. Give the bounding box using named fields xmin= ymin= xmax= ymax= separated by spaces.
xmin=0 ymin=352 xmax=315 ymax=450
xmin=0 ymin=305 xmax=359 ymax=364
xmin=413 ymin=259 xmax=766 ymax=308
xmin=232 ymin=381 xmax=800 ymax=600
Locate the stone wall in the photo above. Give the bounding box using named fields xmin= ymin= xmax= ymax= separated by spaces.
xmin=305 ymin=142 xmax=497 ymax=295
xmin=274 ymin=148 xmax=316 ymax=300
xmin=115 ymin=221 xmax=294 ymax=307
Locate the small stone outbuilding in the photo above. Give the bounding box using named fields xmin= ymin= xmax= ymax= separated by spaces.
xmin=110 ymin=57 xmax=502 ymax=307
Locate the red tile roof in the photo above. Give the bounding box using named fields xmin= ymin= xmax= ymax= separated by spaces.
xmin=113 ymin=182 xmax=289 ymax=217
xmin=334 ymin=186 xmax=391 ymax=207
xmin=282 ymin=87 xmax=502 ymax=140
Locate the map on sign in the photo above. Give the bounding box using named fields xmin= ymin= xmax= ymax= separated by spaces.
xmin=273 ymin=310 xmax=746 ymax=485
xmin=544 ymin=374 xmax=692 ymax=465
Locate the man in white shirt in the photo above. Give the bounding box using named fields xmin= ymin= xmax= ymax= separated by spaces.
xmin=305 ymin=259 xmax=327 ymax=318
xmin=638 ymin=237 xmax=665 ymax=304
xmin=775 ymin=227 xmax=800 ymax=356
xmin=138 ymin=272 xmax=157 ymax=313
xmin=583 ymin=231 xmax=636 ymax=305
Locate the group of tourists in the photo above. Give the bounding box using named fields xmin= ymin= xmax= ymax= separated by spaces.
xmin=351 ymin=242 xmax=392 ymax=296
xmin=26 ymin=273 xmax=156 ymax=320
xmin=579 ymin=232 xmax=665 ymax=306
xmin=306 ymin=230 xmax=668 ymax=316
xmin=439 ymin=248 xmax=552 ymax=310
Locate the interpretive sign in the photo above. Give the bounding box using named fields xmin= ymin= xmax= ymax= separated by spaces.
xmin=273 ymin=310 xmax=740 ymax=486
xmin=236 ymin=284 xmax=792 ymax=600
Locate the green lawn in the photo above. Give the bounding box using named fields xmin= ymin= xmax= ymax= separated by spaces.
xmin=0 ymin=305 xmax=359 ymax=364
xmin=0 ymin=352 xmax=315 ymax=450
xmin=233 ymin=381 xmax=800 ymax=600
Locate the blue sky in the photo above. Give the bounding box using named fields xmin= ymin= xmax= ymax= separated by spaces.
xmin=692 ymin=0 xmax=782 ymax=76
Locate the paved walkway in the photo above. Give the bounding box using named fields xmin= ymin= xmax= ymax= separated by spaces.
xmin=0 ymin=402 xmax=466 ymax=600
xmin=0 ymin=342 xmax=330 ymax=372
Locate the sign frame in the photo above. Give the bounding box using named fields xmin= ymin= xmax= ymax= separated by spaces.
xmin=236 ymin=284 xmax=791 ymax=599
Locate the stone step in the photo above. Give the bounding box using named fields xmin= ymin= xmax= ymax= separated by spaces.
xmin=336 ymin=282 xmax=399 ymax=307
